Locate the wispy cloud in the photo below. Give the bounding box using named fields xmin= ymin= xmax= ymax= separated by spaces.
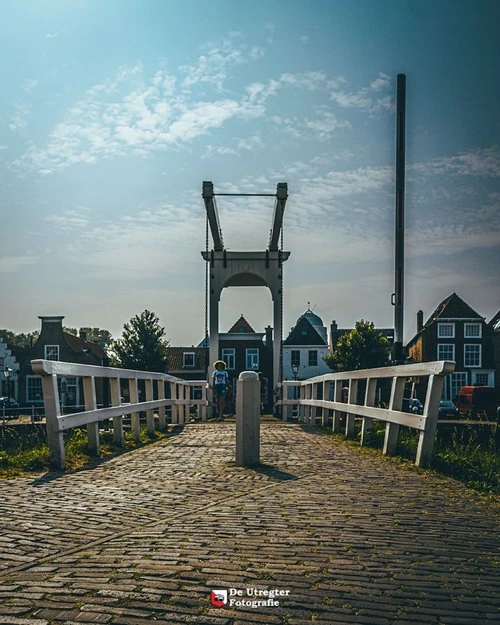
xmin=330 ymin=72 xmax=393 ymax=114
xmin=22 ymin=79 xmax=38 ymax=97
xmin=45 ymin=207 xmax=91 ymax=230
xmin=410 ymin=146 xmax=500 ymax=177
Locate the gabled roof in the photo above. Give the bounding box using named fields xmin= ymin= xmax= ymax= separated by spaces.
xmin=283 ymin=315 xmax=327 ymax=346
xmin=424 ymin=292 xmax=483 ymax=325
xmin=489 ymin=310 xmax=500 ymax=333
xmin=227 ymin=315 xmax=256 ymax=334
xmin=63 ymin=332 xmax=107 ymax=360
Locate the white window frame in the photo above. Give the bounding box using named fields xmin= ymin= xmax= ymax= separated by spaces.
xmin=246 ymin=348 xmax=259 ymax=370
xmin=437 ymin=323 xmax=455 ymax=339
xmin=26 ymin=375 xmax=43 ymax=403
xmin=44 ymin=345 xmax=59 ymax=361
xmin=437 ymin=343 xmax=455 ymax=361
xmin=449 ymin=372 xmax=468 ymax=401
xmin=308 ymin=350 xmax=318 ymax=367
xmin=464 ymin=323 xmax=481 ymax=338
xmin=183 ymin=352 xmax=195 ymax=368
xmin=291 ymin=350 xmax=300 ymax=367
xmin=473 ymin=372 xmax=490 ymax=386
xmin=464 ymin=344 xmax=481 ymax=368
xmin=221 ymin=348 xmax=235 ymax=370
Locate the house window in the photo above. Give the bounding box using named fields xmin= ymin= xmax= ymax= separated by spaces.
xmin=464 ymin=323 xmax=481 ymax=338
xmin=473 ymin=373 xmax=490 ymax=386
xmin=308 ymin=350 xmax=318 ymax=366
xmin=291 ymin=350 xmax=300 ymax=367
xmin=437 ymin=344 xmax=455 ymax=361
xmin=183 ymin=352 xmax=195 ymax=368
xmin=246 ymin=348 xmax=259 ymax=370
xmin=449 ymin=372 xmax=467 ymax=401
xmin=45 ymin=345 xmax=59 ymax=361
xmin=26 ymin=375 xmax=43 ymax=403
xmin=190 ymin=386 xmax=203 ymax=400
xmin=464 ymin=344 xmax=481 ymax=367
xmin=222 ymin=348 xmax=235 ymax=370
xmin=437 ymin=323 xmax=455 ymax=338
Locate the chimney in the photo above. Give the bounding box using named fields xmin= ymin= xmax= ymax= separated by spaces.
xmin=330 ymin=321 xmax=338 ymax=351
xmin=79 ymin=329 xmax=87 ymax=342
xmin=265 ymin=325 xmax=273 ymax=347
xmin=417 ymin=310 xmax=423 ymax=333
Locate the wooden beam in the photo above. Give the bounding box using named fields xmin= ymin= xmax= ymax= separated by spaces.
xmin=202 ymin=180 xmax=224 ymax=251
xmin=268 ymin=182 xmax=288 ymax=251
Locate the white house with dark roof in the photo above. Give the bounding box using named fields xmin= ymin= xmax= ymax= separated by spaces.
xmin=282 ymin=307 xmax=331 ymax=380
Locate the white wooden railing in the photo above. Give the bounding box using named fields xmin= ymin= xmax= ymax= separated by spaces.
xmin=31 ymin=360 xmax=207 ymax=470
xmin=277 ymin=360 xmax=455 ymax=467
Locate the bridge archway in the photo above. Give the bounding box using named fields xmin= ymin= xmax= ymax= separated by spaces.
xmin=201 ymin=182 xmax=290 ymax=402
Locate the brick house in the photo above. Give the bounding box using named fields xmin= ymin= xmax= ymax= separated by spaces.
xmin=16 ymin=316 xmax=109 ymax=408
xmin=406 ymin=293 xmax=495 ymax=401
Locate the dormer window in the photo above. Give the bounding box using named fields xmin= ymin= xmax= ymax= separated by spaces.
xmin=45 ymin=345 xmax=59 ymax=361
xmin=183 ymin=352 xmax=195 ymax=368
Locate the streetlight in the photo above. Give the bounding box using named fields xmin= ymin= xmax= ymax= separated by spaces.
xmin=291 ymin=363 xmax=299 ymax=406
xmin=4 ymin=367 xmax=13 ymax=403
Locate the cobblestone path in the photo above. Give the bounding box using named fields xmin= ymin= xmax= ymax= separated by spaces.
xmin=0 ymin=421 xmax=498 ymax=625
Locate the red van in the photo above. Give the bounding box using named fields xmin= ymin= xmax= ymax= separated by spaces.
xmin=456 ymin=386 xmax=497 ymax=419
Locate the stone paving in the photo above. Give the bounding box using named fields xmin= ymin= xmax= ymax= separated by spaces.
xmin=0 ymin=420 xmax=499 ymax=625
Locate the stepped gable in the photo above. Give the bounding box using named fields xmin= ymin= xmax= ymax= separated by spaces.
xmin=227 ymin=315 xmax=256 ymax=334
xmin=424 ymin=292 xmax=483 ymax=326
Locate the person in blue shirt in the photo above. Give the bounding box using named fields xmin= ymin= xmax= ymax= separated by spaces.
xmin=211 ymin=360 xmax=229 ymax=421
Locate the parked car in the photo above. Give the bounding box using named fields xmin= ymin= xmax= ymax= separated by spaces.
xmin=438 ymin=400 xmax=460 ymax=420
xmin=0 ymin=397 xmax=18 ymax=408
xmin=408 ymin=398 xmax=423 ymax=414
xmin=0 ymin=397 xmax=19 ymax=419
xmin=456 ymin=386 xmax=497 ymax=419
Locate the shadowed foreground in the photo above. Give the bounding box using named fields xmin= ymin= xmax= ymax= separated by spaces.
xmin=0 ymin=421 xmax=498 ymax=625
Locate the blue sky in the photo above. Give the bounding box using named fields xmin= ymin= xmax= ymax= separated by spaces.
xmin=1 ymin=0 xmax=499 ymax=346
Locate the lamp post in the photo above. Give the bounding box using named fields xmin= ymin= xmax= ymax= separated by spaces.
xmin=291 ymin=363 xmax=299 ymax=403
xmin=4 ymin=367 xmax=12 ymax=403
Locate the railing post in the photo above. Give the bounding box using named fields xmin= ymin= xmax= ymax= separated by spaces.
xmin=384 ymin=376 xmax=405 ymax=455
xmin=200 ymin=383 xmax=207 ymax=421
xmin=145 ymin=378 xmax=155 ymax=436
xmin=157 ymin=380 xmax=167 ymax=431
xmin=84 ymin=376 xmax=99 ymax=456
xmin=416 ymin=374 xmax=445 ymax=467
xmin=360 ymin=378 xmax=377 ymax=446
xmin=183 ymin=384 xmax=190 ymax=422
xmin=129 ymin=378 xmax=140 ymax=443
xmin=236 ymin=371 xmax=260 ymax=467
xmin=321 ymin=381 xmax=328 ymax=427
xmin=171 ymin=383 xmax=179 ymax=424
xmin=109 ymin=378 xmax=124 ymax=445
xmin=345 ymin=379 xmax=358 ymax=438
xmin=332 ymin=380 xmax=343 ymax=432
xmin=40 ymin=374 xmax=65 ymax=470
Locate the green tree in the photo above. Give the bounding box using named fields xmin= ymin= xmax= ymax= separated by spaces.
xmin=113 ymin=310 xmax=169 ymax=372
xmin=324 ymin=319 xmax=391 ymax=372
xmin=78 ymin=327 xmax=113 ymax=350
xmin=0 ymin=330 xmax=39 ymax=347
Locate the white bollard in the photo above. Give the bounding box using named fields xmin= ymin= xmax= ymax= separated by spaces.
xmin=235 ymin=371 xmax=260 ymax=467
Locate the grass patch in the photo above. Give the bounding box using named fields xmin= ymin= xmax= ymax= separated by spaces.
xmin=0 ymin=424 xmax=167 ymax=478
xmin=327 ymin=420 xmax=499 ymax=495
